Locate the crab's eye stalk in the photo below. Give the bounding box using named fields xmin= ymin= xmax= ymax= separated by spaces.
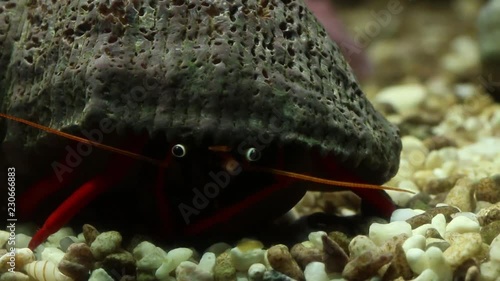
xmin=171 ymin=144 xmax=187 ymax=158
xmin=245 ymin=147 xmax=261 ymax=161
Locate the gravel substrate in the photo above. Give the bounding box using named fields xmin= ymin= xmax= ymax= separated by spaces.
xmin=1 ymin=1 xmax=500 ymax=281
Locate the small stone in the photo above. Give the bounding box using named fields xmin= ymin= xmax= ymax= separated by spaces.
xmin=412 ymin=268 xmax=438 ymax=281
xmin=422 ymin=135 xmax=457 ymax=151
xmin=155 ymin=248 xmax=193 ymax=280
xmin=47 ymin=227 xmax=75 ymax=247
xmin=14 ymin=234 xmax=31 ymax=249
xmin=102 ymin=250 xmax=136 ymax=277
xmin=402 ymin=235 xmax=426 ymax=253
xmin=443 ymin=233 xmax=482 ymax=267
xmin=0 ymin=271 xmax=30 ymax=281
xmin=60 ymin=236 xmax=77 ymax=252
xmin=199 ymin=252 xmax=216 ymax=274
xmin=349 ymin=235 xmax=378 ymax=258
xmin=443 ymin=178 xmax=476 ymax=212
xmin=477 ymin=203 xmax=500 ymax=226
xmin=266 ymin=244 xmax=304 ymax=281
xmin=481 ymin=221 xmax=500 ymax=245
xmin=454 ymin=259 xmax=480 ymax=281
xmin=322 ymin=235 xmax=348 ymax=274
xmin=133 ymin=241 xmax=164 ymax=272
xmin=474 ymin=175 xmax=500 ymax=203
xmin=248 ymin=263 xmax=266 ymax=281
xmin=369 ymin=221 xmax=412 ymax=246
xmin=423 ymin=176 xmax=460 ymax=195
xmin=327 ymin=231 xmax=350 ymax=255
xmin=290 ymin=243 xmax=322 ymax=270
xmin=230 ymin=240 xmax=265 ymax=272
xmin=307 ymin=231 xmax=326 ymax=249
xmin=382 ymin=244 xmax=413 ymax=281
xmin=342 ymin=251 xmax=392 ymax=281
xmin=83 ymin=224 xmax=100 ymax=245
xmin=176 ymin=261 xmax=213 ymax=281
xmin=41 ymin=247 xmax=66 ymax=265
xmin=406 ymin=212 xmax=433 ymax=229
xmin=446 ymin=216 xmax=480 ymax=234
xmin=89 ymin=268 xmax=114 ymax=281
xmin=304 ymin=262 xmax=329 ymax=281
xmin=425 ymin=239 xmax=450 ymax=252
xmin=375 ymin=84 xmax=427 ymax=113
xmin=90 ymin=231 xmax=122 ymax=260
xmin=425 ymin=247 xmax=452 ymax=281
xmin=58 ymin=243 xmax=94 ymax=281
xmin=214 ymin=252 xmax=236 ymax=281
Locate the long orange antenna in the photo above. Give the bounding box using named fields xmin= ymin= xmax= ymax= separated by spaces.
xmin=0 ymin=113 xmax=167 ymax=167
xmin=247 ymin=166 xmax=414 ymax=193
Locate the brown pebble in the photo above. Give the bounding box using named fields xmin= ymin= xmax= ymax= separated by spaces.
xmin=101 ymin=250 xmax=136 ymax=277
xmin=425 ymin=228 xmax=443 ymax=239
xmin=267 ymin=244 xmax=304 ymax=281
xmin=444 ymin=178 xmax=476 ymax=212
xmin=473 ymin=175 xmax=500 ymax=203
xmin=342 ymin=251 xmax=392 ymax=281
xmin=327 ymin=231 xmax=351 ymax=255
xmin=406 ymin=213 xmax=432 ymax=229
xmin=290 ymin=243 xmax=323 ymax=270
xmin=453 ymin=259 xmax=480 ymax=281
xmin=83 ymin=224 xmax=100 ymax=245
xmin=423 ymin=176 xmax=461 ymax=195
xmin=322 ymin=235 xmax=348 ymax=273
xmin=58 ymin=243 xmax=94 ymax=281
xmin=480 ymin=220 xmax=500 ymax=245
xmin=422 ymin=135 xmax=457 ymax=151
xmin=382 ymin=244 xmax=413 ymax=281
xmin=477 ymin=203 xmax=500 ymax=226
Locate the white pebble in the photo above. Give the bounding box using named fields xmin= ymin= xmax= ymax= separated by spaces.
xmin=308 ymin=231 xmax=327 ymax=249
xmin=176 ymin=260 xmax=213 ymax=281
xmin=156 ymin=248 xmax=193 ymax=280
xmin=431 ymin=214 xmax=447 ymax=237
xmin=89 ymin=268 xmax=114 ymax=281
xmin=47 ymin=227 xmax=75 ymax=247
xmin=426 ymin=247 xmax=452 ymax=281
xmin=490 ymin=234 xmax=500 ymax=262
xmin=248 ymin=263 xmax=266 ymax=281
xmin=479 ymin=261 xmax=500 ymax=281
xmin=412 ymin=224 xmax=435 ymax=236
xmin=133 ymin=241 xmax=165 ymax=271
xmin=375 ymin=84 xmax=427 ymax=113
xmin=406 ymin=248 xmax=427 ymax=274
xmin=445 ymin=216 xmax=480 ymax=233
xmin=390 ymin=208 xmax=422 ymax=222
xmin=413 ymin=268 xmax=439 ymax=281
xmin=41 ymin=247 xmax=65 ymax=265
xmin=369 ymin=221 xmax=412 ymax=246
xmin=14 ymin=234 xmax=31 ymax=249
xmin=304 ymin=262 xmax=329 ymax=281
xmin=198 ymin=252 xmax=216 ymax=273
xmin=403 ymin=234 xmax=426 ymax=253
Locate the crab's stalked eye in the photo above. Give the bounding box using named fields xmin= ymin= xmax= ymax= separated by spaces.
xmin=171 ymin=144 xmax=187 ymax=158
xmin=245 ymin=147 xmax=261 ymax=161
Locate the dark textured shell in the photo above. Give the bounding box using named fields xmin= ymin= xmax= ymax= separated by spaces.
xmin=0 ymin=0 xmax=401 ymax=183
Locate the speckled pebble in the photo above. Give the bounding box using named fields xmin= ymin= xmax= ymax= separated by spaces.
xmin=327 ymin=231 xmax=351 ymax=255
xmin=477 ymin=203 xmax=500 ymax=226
xmin=349 ymin=235 xmax=378 ymax=258
xmin=290 ymin=243 xmax=322 ymax=270
xmin=443 ymin=233 xmax=483 ymax=267
xmin=382 ymin=244 xmax=413 ymax=281
xmin=473 ymin=175 xmax=500 ymax=203
xmin=481 ymin=221 xmax=500 ymax=245
xmin=90 ymin=231 xmax=122 ymax=260
xmin=102 ymin=250 xmax=136 ymax=278
xmin=133 ymin=241 xmax=164 ymax=272
xmin=342 ymin=251 xmax=392 ymax=281
xmin=266 ymin=244 xmax=303 ymax=281
xmin=214 ymin=252 xmax=236 ymax=281
xmin=82 ymin=224 xmax=100 ymax=245
xmin=443 ymin=178 xmax=476 ymax=212
xmin=58 ymin=243 xmax=94 ymax=281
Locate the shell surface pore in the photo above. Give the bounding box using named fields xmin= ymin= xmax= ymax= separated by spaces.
xmin=0 ymin=0 xmax=401 ymax=183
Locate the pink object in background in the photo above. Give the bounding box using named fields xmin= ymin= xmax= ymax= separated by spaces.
xmin=305 ymin=0 xmax=373 ymax=81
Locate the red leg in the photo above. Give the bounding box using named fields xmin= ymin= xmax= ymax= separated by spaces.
xmin=28 ymin=154 xmax=137 ymax=250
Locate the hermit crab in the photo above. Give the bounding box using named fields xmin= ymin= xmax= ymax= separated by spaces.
xmin=0 ymin=0 xmax=403 ymax=249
